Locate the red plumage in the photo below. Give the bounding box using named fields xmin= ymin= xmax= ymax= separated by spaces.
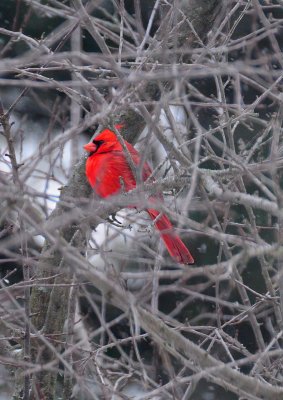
xmin=84 ymin=127 xmax=194 ymax=264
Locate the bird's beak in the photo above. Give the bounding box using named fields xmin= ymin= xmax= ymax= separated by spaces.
xmin=84 ymin=142 xmax=97 ymax=153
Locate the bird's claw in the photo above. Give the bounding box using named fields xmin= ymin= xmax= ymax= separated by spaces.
xmin=107 ymin=213 xmax=122 ymax=226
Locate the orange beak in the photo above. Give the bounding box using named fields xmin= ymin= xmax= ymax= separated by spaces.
xmin=83 ymin=142 xmax=97 ymax=153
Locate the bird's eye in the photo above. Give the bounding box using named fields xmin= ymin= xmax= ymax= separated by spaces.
xmin=92 ymin=140 xmax=104 ymax=151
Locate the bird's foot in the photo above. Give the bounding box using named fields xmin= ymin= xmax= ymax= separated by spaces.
xmin=107 ymin=213 xmax=123 ymax=226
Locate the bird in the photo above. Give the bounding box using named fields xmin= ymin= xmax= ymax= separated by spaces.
xmin=83 ymin=126 xmax=194 ymax=264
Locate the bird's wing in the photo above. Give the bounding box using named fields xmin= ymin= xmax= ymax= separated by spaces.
xmin=86 ymin=151 xmax=139 ymax=197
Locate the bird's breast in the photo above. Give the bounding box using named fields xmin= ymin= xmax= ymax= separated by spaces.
xmin=86 ymin=152 xmax=137 ymax=198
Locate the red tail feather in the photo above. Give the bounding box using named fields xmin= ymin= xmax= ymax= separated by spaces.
xmin=147 ymin=209 xmax=194 ymax=264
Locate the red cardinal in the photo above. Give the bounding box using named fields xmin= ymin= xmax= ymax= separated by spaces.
xmin=84 ymin=127 xmax=194 ymax=264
